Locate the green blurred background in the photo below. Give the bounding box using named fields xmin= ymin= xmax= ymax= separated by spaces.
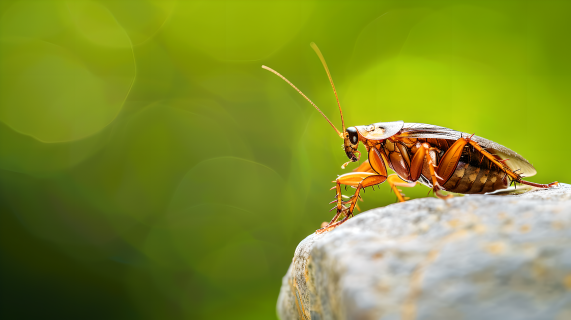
xmin=1 ymin=0 xmax=570 ymax=319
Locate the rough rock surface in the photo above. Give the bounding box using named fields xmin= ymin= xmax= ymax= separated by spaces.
xmin=277 ymin=184 xmax=571 ymax=320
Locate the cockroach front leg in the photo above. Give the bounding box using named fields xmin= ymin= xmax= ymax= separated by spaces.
xmin=353 ymin=153 xmax=418 ymax=203
xmin=317 ymin=172 xmax=387 ymax=233
xmin=353 ymin=159 xmax=418 ymax=202
xmin=317 ymin=148 xmax=388 ymax=233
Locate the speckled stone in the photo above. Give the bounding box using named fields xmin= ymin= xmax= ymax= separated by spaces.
xmin=277 ymin=184 xmax=571 ymax=320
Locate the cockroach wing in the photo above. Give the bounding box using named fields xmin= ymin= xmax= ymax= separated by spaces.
xmin=356 ymin=121 xmax=404 ymax=141
xmin=398 ymin=123 xmax=537 ymax=177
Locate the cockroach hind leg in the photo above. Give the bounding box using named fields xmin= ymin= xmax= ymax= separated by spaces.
xmin=520 ymin=180 xmax=560 ymax=189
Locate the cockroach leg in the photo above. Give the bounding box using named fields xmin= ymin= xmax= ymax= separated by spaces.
xmin=435 ymin=139 xmax=469 ymax=185
xmin=387 ymin=174 xmax=417 ymax=202
xmin=410 ymin=142 xmax=452 ymax=199
xmin=520 ymin=180 xmax=559 ymax=188
xmin=352 ymin=159 xmax=377 ymax=174
xmin=317 ymin=151 xmax=389 ymax=233
xmin=463 ymin=138 xmax=559 ymax=188
xmin=434 ymin=189 xmax=452 ymax=199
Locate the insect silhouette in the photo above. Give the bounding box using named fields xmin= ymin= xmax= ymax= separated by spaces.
xmin=262 ymin=43 xmax=558 ymax=233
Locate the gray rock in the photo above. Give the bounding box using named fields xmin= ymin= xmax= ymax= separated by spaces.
xmin=277 ymin=184 xmax=571 ymax=320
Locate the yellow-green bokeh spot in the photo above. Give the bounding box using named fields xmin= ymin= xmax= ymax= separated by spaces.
xmin=66 ymin=0 xmax=131 ymax=48
xmin=97 ymin=0 xmax=177 ymax=45
xmin=164 ymin=1 xmax=314 ymax=61
xmin=0 ymin=0 xmax=134 ymax=142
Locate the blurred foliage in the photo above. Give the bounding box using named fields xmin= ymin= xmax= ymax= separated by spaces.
xmin=1 ymin=1 xmax=570 ymax=319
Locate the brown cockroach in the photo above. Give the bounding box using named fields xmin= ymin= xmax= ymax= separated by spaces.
xmin=262 ymin=43 xmax=558 ymax=233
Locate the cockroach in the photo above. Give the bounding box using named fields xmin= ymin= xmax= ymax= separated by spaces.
xmin=262 ymin=43 xmax=558 ymax=233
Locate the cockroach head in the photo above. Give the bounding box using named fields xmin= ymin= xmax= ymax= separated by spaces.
xmin=343 ymin=127 xmax=360 ymax=162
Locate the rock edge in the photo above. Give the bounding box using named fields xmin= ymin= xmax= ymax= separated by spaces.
xmin=277 ymin=184 xmax=571 ymax=320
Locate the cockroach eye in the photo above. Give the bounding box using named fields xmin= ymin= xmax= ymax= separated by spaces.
xmin=347 ymin=127 xmax=358 ymax=145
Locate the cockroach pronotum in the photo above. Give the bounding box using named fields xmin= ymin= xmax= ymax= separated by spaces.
xmin=262 ymin=43 xmax=558 ymax=233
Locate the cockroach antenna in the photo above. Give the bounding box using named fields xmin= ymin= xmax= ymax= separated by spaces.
xmin=310 ymin=42 xmax=345 ymax=133
xmin=261 ymin=65 xmax=343 ymax=138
